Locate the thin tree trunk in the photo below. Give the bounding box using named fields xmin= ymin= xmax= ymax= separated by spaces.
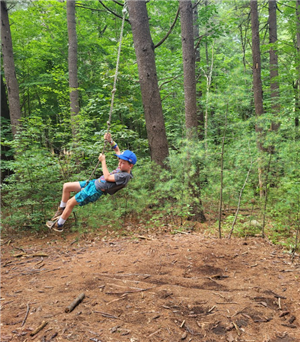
xmin=204 ymin=42 xmax=214 ymax=152
xmin=250 ymin=0 xmax=264 ymax=119
xmin=180 ymin=0 xmax=198 ymax=139
xmin=268 ymin=0 xmax=280 ymax=132
xmin=250 ymin=0 xmax=265 ymax=197
xmin=67 ymin=0 xmax=79 ymax=139
xmin=218 ymin=120 xmax=226 ymax=239
xmin=1 ymin=1 xmax=22 ymax=137
xmin=127 ymin=0 xmax=169 ymax=166
xmin=193 ymin=0 xmax=204 ymax=140
xmin=179 ymin=0 xmax=206 ymax=223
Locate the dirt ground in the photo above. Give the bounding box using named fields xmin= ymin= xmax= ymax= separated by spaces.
xmin=1 ymin=227 xmax=300 ymax=342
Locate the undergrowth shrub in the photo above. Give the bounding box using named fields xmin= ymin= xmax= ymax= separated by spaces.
xmin=1 ymin=147 xmax=62 ymax=230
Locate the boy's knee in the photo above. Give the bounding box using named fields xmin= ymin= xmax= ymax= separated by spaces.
xmin=67 ymin=197 xmax=78 ymax=208
xmin=63 ymin=182 xmax=69 ymax=191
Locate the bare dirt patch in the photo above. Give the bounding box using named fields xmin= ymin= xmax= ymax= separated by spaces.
xmin=1 ymin=230 xmax=300 ymax=342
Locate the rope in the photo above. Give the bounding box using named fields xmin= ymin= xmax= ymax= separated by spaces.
xmin=86 ymin=3 xmax=127 ymax=185
xmin=106 ymin=3 xmax=127 ymax=135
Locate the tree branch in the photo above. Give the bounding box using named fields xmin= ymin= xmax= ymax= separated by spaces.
xmin=194 ymin=34 xmax=206 ymax=52
xmin=113 ymin=0 xmax=124 ymax=7
xmin=277 ymin=2 xmax=296 ymax=11
xmin=158 ymin=74 xmax=181 ymax=90
xmin=192 ymin=0 xmax=203 ymax=10
xmin=75 ymin=4 xmax=105 ymax=13
xmin=154 ymin=5 xmax=180 ymax=49
xmin=98 ymin=0 xmax=130 ymax=23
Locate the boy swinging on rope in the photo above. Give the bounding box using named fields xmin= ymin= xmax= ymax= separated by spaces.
xmin=46 ymin=133 xmax=136 ymax=232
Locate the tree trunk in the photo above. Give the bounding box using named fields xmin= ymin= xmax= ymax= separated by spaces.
xmin=180 ymin=0 xmax=198 ymax=139
xmin=250 ymin=0 xmax=265 ymax=197
xmin=179 ymin=0 xmax=206 ymax=223
xmin=268 ymin=0 xmax=280 ymax=132
xmin=67 ymin=0 xmax=79 ymax=139
xmin=127 ymin=0 xmax=169 ymax=167
xmin=193 ymin=0 xmax=204 ymax=140
xmin=1 ymin=1 xmax=22 ymax=137
xmin=250 ymin=0 xmax=264 ymax=119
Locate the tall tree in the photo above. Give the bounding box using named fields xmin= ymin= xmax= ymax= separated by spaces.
xmin=180 ymin=0 xmax=198 ymax=139
xmin=250 ymin=0 xmax=264 ymax=120
xmin=1 ymin=1 xmax=21 ymax=137
xmin=193 ymin=0 xmax=204 ymax=140
xmin=127 ymin=0 xmax=169 ymax=166
xmin=250 ymin=0 xmax=265 ymax=196
xmin=179 ymin=0 xmax=206 ymax=223
xmin=67 ymin=0 xmax=79 ymax=139
xmin=268 ymin=0 xmax=280 ymax=131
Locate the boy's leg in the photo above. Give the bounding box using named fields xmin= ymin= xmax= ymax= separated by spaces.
xmin=61 ymin=196 xmax=79 ymax=221
xmin=50 ymin=196 xmax=79 ymax=232
xmin=62 ymin=182 xmax=82 ymax=203
xmin=51 ymin=182 xmax=81 ymax=220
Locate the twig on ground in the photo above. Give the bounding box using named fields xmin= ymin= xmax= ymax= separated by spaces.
xmin=21 ymin=302 xmax=30 ymax=327
xmin=30 ymin=321 xmax=48 ymax=336
xmin=65 ymin=293 xmax=85 ymax=313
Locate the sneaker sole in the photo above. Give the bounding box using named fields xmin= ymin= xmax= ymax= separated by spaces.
xmin=52 ymin=226 xmax=64 ymax=233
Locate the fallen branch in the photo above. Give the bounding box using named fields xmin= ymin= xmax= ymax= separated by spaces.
xmin=21 ymin=303 xmax=30 ymax=327
xmin=30 ymin=321 xmax=48 ymax=336
xmin=147 ymin=328 xmax=162 ymax=338
xmin=281 ymin=323 xmax=297 ymax=328
xmin=13 ymin=253 xmax=49 ymax=258
xmin=106 ymin=294 xmax=127 ymax=306
xmin=65 ymin=293 xmax=85 ymax=313
xmin=105 ymin=286 xmax=155 ymax=296
xmin=94 ymin=311 xmax=119 ymax=319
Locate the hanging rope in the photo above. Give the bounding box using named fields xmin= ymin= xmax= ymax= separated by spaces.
xmin=86 ymin=3 xmax=127 ymax=184
xmin=105 ymin=3 xmax=127 ymax=138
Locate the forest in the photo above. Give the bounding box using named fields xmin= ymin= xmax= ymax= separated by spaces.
xmin=1 ymin=0 xmax=300 ymax=252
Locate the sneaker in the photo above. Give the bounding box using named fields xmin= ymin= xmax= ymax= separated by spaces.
xmin=51 ymin=206 xmax=65 ymax=221
xmin=46 ymin=220 xmax=56 ymax=229
xmin=46 ymin=220 xmax=64 ymax=232
xmin=52 ymin=221 xmax=64 ymax=232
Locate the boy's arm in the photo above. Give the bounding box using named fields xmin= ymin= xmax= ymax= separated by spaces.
xmin=98 ymin=154 xmax=116 ymax=182
xmin=104 ymin=133 xmax=121 ymax=154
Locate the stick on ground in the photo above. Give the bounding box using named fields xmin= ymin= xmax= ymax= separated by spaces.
xmin=30 ymin=320 xmax=48 ymax=336
xmin=65 ymin=293 xmax=85 ymax=313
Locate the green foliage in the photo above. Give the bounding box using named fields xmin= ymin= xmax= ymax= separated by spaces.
xmin=1 ymin=148 xmax=62 ymax=231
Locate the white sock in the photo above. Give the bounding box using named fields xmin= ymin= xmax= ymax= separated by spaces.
xmin=60 ymin=201 xmax=66 ymax=208
xmin=58 ymin=217 xmax=66 ymax=226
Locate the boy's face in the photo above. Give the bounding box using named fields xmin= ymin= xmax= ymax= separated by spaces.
xmin=118 ymin=158 xmax=133 ymax=172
